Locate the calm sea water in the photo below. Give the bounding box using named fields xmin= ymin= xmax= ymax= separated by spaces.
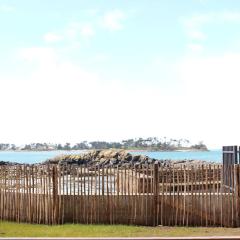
xmin=132 ymin=150 xmax=221 ymax=163
xmin=0 ymin=149 xmax=222 ymax=164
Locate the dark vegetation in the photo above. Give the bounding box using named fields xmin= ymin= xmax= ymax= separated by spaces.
xmin=0 ymin=137 xmax=208 ymax=151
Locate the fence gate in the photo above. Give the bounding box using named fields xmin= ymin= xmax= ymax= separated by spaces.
xmin=222 ymin=146 xmax=239 ymax=189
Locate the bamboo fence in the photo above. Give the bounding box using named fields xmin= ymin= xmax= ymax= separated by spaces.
xmin=0 ymin=163 xmax=239 ymax=227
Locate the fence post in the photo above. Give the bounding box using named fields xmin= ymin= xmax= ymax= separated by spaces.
xmin=222 ymin=146 xmax=238 ymax=188
xmin=52 ymin=165 xmax=59 ymax=224
xmin=233 ymin=146 xmax=238 ymax=164
xmin=153 ymin=163 xmax=159 ymax=226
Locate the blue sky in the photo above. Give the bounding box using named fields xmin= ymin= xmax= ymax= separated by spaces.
xmin=1 ymin=0 xmax=240 ymax=148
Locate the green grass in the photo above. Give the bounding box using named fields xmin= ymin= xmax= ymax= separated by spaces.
xmin=0 ymin=221 xmax=240 ymax=237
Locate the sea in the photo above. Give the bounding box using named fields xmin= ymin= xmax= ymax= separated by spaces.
xmin=0 ymin=149 xmax=222 ymax=164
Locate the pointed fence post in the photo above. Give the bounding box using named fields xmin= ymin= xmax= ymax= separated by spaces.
xmin=153 ymin=162 xmax=159 ymax=226
xmin=52 ymin=165 xmax=59 ymax=224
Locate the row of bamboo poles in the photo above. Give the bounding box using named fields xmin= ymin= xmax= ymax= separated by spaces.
xmin=0 ymin=163 xmax=239 ymax=226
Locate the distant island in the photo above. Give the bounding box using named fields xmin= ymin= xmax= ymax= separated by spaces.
xmin=0 ymin=137 xmax=208 ymax=151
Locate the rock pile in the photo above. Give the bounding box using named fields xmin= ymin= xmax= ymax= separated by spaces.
xmin=0 ymin=161 xmax=21 ymax=166
xmin=45 ymin=149 xmax=159 ymax=167
xmin=44 ymin=149 xmax=207 ymax=167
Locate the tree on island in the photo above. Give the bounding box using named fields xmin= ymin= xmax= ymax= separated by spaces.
xmin=63 ymin=143 xmax=71 ymax=150
xmin=190 ymin=141 xmax=208 ymax=150
xmin=57 ymin=144 xmax=63 ymax=150
xmin=0 ymin=137 xmax=208 ymax=151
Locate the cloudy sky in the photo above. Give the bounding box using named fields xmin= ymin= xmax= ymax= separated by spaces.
xmin=0 ymin=0 xmax=240 ymax=148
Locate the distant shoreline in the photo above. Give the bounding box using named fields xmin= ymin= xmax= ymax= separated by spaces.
xmin=0 ymin=149 xmax=221 ymax=165
xmin=0 ymin=138 xmax=209 ymax=152
xmin=127 ymin=148 xmax=209 ymax=152
xmin=0 ymin=148 xmax=210 ymax=152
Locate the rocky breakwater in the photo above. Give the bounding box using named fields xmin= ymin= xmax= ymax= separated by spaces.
xmin=0 ymin=161 xmax=21 ymax=166
xmin=44 ymin=149 xmax=207 ymax=168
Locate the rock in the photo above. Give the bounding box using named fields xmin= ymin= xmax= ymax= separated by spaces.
xmin=0 ymin=161 xmax=20 ymax=166
xmin=110 ymin=158 xmax=117 ymax=165
xmin=132 ymin=155 xmax=140 ymax=162
xmin=147 ymin=159 xmax=153 ymax=164
xmin=124 ymin=154 xmax=132 ymax=162
xmin=44 ymin=149 xmax=207 ymax=168
xmin=99 ymin=158 xmax=106 ymax=164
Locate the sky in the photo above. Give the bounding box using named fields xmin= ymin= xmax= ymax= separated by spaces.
xmin=1 ymin=0 xmax=240 ymax=148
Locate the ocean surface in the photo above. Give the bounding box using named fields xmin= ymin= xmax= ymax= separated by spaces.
xmin=0 ymin=149 xmax=222 ymax=164
xmin=132 ymin=150 xmax=221 ymax=163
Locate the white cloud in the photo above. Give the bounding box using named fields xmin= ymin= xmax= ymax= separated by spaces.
xmin=188 ymin=43 xmax=203 ymax=52
xmin=178 ymin=52 xmax=240 ymax=147
xmin=183 ymin=14 xmax=210 ymax=29
xmin=0 ymin=5 xmax=14 ymax=12
xmin=86 ymin=9 xmax=99 ymax=17
xmin=92 ymin=54 xmax=109 ymax=62
xmin=221 ymin=12 xmax=240 ymax=22
xmin=183 ymin=11 xmax=240 ymax=52
xmin=45 ymin=22 xmax=95 ymax=46
xmin=3 ymin=45 xmax=239 ymax=148
xmin=80 ymin=24 xmax=95 ymax=38
xmin=65 ymin=25 xmax=78 ymax=40
xmin=184 ymin=11 xmax=240 ymax=37
xmin=42 ymin=9 xmax=127 ymax=47
xmin=0 ymin=45 xmax=185 ymax=145
xmin=101 ymin=10 xmax=125 ymax=31
xmin=194 ymin=0 xmax=209 ymax=5
xmin=188 ymin=30 xmax=206 ymax=41
xmin=180 ymin=53 xmax=240 ymax=95
xmin=44 ymin=33 xmax=63 ymax=43
xmin=18 ymin=47 xmax=57 ymax=64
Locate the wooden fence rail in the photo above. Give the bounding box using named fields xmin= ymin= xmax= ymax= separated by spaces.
xmin=0 ymin=163 xmax=239 ymax=227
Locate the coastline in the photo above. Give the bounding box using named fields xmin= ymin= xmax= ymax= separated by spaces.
xmin=127 ymin=148 xmax=209 ymax=152
xmin=0 ymin=149 xmax=221 ymax=165
xmin=0 ymin=148 xmax=209 ymax=152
